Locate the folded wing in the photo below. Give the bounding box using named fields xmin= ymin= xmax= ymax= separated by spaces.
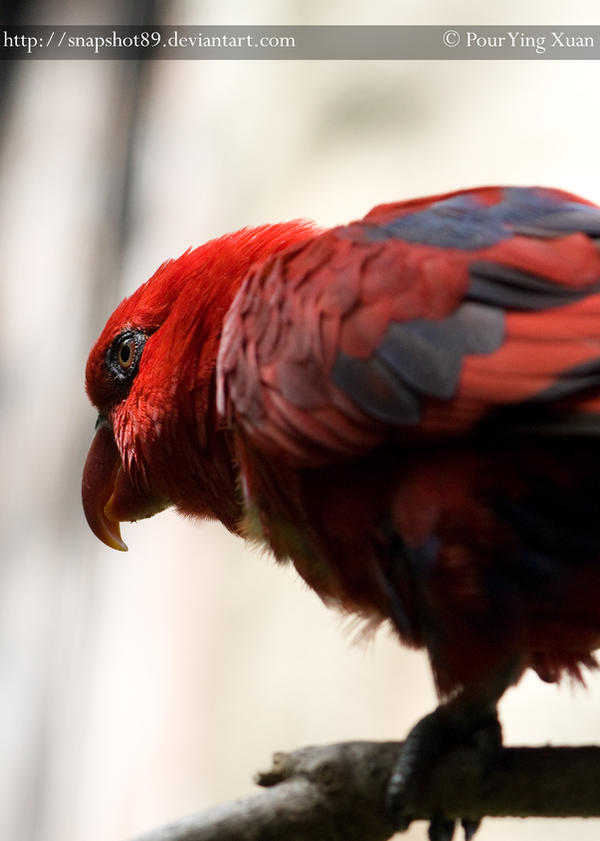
xmin=218 ymin=186 xmax=600 ymax=464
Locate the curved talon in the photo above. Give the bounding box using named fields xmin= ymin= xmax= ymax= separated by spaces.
xmin=386 ymin=707 xmax=451 ymax=825
xmin=429 ymin=811 xmax=456 ymax=841
xmin=462 ymin=818 xmax=481 ymax=841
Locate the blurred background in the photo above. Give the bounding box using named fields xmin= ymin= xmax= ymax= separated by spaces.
xmin=3 ymin=1 xmax=600 ymax=840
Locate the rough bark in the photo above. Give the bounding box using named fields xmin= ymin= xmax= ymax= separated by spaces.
xmin=129 ymin=740 xmax=600 ymax=841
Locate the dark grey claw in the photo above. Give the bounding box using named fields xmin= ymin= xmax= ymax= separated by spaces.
xmin=462 ymin=818 xmax=481 ymax=840
xmin=386 ymin=706 xmax=450 ymax=820
xmin=386 ymin=701 xmax=500 ymax=837
xmin=429 ymin=811 xmax=456 ymax=841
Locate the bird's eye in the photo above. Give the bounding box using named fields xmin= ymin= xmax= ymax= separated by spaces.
xmin=105 ymin=328 xmax=148 ymax=385
xmin=116 ymin=336 xmax=136 ymax=370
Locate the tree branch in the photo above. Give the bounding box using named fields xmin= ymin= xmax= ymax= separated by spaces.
xmin=129 ymin=740 xmax=600 ymax=841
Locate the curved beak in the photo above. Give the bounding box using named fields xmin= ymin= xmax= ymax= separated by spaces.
xmin=82 ymin=417 xmax=127 ymax=550
xmin=82 ymin=416 xmax=169 ymax=551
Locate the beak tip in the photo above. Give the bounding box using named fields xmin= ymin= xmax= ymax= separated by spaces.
xmin=108 ymin=532 xmax=129 ymax=552
xmin=86 ymin=507 xmax=129 ymax=552
xmin=103 ymin=496 xmax=128 ymax=551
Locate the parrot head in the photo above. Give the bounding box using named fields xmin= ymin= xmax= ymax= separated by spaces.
xmin=82 ymin=222 xmax=315 ymax=550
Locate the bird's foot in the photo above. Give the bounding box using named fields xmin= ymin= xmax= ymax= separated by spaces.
xmin=386 ymin=700 xmax=502 ymax=840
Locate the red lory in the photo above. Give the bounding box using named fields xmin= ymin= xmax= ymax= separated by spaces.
xmin=82 ymin=187 xmax=600 ymax=839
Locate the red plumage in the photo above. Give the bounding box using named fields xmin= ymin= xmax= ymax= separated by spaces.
xmin=83 ymin=186 xmax=600 ymax=704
